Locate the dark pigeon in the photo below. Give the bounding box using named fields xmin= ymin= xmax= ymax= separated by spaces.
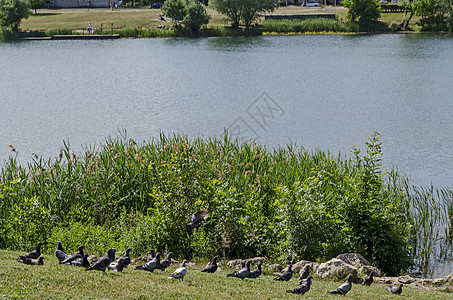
xmin=362 ymin=271 xmax=374 ymax=286
xmin=286 ymin=275 xmax=313 ymax=295
xmin=71 ymin=254 xmax=90 ymax=268
xmin=299 ymin=265 xmax=310 ymax=280
xmin=158 ymin=252 xmax=174 ymax=271
xmin=227 ymin=260 xmax=251 ymax=280
xmin=17 ymin=256 xmax=44 ymax=265
xmin=147 ymin=249 xmax=155 ymax=262
xmin=25 ymin=242 xmax=42 ymax=259
xmin=85 ymin=248 xmax=116 ymax=272
xmin=248 ymin=262 xmax=262 ymax=279
xmin=186 ymin=210 xmax=209 ymax=236
xmin=168 ymin=260 xmax=187 ymax=280
xmin=274 ymin=264 xmax=293 ymax=281
xmin=61 ymin=245 xmax=84 ymax=265
xmin=55 ymin=241 xmax=68 ymax=263
xmin=201 ymin=256 xmax=218 ymax=273
xmin=116 ymin=248 xmax=131 ymax=268
xmin=329 ymin=274 xmax=353 ymax=295
xmin=136 ymin=252 xmax=161 ymax=272
xmin=388 ymin=284 xmax=403 ymax=294
xmin=108 ymin=257 xmax=126 ymax=272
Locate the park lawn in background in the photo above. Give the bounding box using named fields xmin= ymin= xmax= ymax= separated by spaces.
xmin=0 ymin=249 xmax=451 ymax=299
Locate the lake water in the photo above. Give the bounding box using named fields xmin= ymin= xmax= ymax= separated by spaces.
xmin=1 ymin=33 xmax=453 ymax=275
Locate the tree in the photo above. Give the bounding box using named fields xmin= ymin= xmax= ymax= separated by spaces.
xmin=211 ymin=0 xmax=275 ymax=28
xmin=29 ymin=0 xmax=49 ymax=14
xmin=183 ymin=0 xmax=210 ymax=35
xmin=162 ymin=0 xmax=188 ymax=28
xmin=342 ymin=0 xmax=381 ymax=28
xmin=439 ymin=0 xmax=453 ymax=30
xmin=0 ymin=0 xmax=30 ymax=32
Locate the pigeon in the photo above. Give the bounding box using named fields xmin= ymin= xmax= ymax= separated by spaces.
xmin=24 ymin=242 xmax=42 ymax=259
xmin=147 ymin=249 xmax=155 ymax=262
xmin=85 ymin=248 xmax=116 ymax=272
xmin=388 ymin=284 xmax=403 ymax=294
xmin=201 ymin=256 xmax=218 ymax=273
xmin=55 ymin=241 xmax=68 ymax=263
xmin=227 ymin=260 xmax=251 ymax=280
xmin=248 ymin=262 xmax=262 ymax=278
xmin=71 ymin=254 xmax=90 ymax=268
xmin=168 ymin=260 xmax=187 ymax=280
xmin=274 ymin=264 xmax=293 ymax=281
xmin=299 ymin=265 xmax=310 ymax=281
xmin=108 ymin=257 xmax=126 ymax=272
xmin=286 ymin=275 xmax=313 ymax=295
xmin=17 ymin=256 xmax=44 ymax=265
xmin=158 ymin=252 xmax=174 ymax=271
xmin=136 ymin=252 xmax=161 ymax=272
xmin=186 ymin=210 xmax=209 ymax=236
xmin=362 ymin=271 xmax=374 ymax=286
xmin=329 ymin=274 xmax=353 ymax=295
xmin=114 ymin=248 xmax=131 ymax=268
xmin=61 ymin=245 xmax=84 ymax=265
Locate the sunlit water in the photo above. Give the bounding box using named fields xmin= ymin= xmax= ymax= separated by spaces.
xmin=1 ymin=34 xmax=453 ymax=275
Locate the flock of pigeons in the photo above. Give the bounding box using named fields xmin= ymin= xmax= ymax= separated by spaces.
xmin=15 ymin=210 xmax=404 ymax=295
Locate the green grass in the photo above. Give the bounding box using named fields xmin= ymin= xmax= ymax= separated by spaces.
xmin=262 ymin=18 xmax=360 ymax=33
xmin=0 ymin=249 xmax=451 ymax=299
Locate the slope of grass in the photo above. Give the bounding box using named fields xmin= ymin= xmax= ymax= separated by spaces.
xmin=0 ymin=249 xmax=451 ymax=299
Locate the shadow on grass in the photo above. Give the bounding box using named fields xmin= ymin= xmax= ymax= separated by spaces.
xmin=31 ymin=13 xmax=61 ymax=17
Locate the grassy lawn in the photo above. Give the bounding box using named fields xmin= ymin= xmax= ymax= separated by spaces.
xmin=20 ymin=6 xmax=410 ymax=32
xmin=0 ymin=249 xmax=451 ymax=299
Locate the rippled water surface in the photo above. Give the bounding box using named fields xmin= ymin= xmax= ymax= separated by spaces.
xmin=1 ymin=34 xmax=453 ymax=188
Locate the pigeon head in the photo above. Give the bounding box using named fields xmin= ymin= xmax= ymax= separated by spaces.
xmin=288 ymin=264 xmax=292 ymax=272
xmin=213 ymin=256 xmax=218 ymax=262
xmin=304 ymin=265 xmax=310 ymax=271
xmin=56 ymin=241 xmax=64 ymax=251
xmin=167 ymin=252 xmax=174 ymax=259
xmin=36 ymin=242 xmax=43 ymax=250
xmin=306 ymin=275 xmax=313 ymax=285
xmin=78 ymin=245 xmax=84 ymax=252
xmin=124 ymin=248 xmax=131 ymax=256
xmin=181 ymin=260 xmax=187 ymax=267
xmin=346 ymin=274 xmax=352 ymax=283
xmin=245 ymin=261 xmax=252 ymax=269
xmin=149 ymin=249 xmax=155 ymax=255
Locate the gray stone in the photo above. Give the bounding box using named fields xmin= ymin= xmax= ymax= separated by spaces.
xmin=398 ymin=275 xmax=416 ymax=284
xmin=315 ymin=258 xmax=358 ymax=280
xmin=293 ymin=260 xmax=320 ymax=273
xmin=336 ymin=253 xmax=381 ymax=277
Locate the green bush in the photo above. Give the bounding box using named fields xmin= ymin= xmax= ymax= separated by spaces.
xmin=262 ymin=18 xmax=360 ymax=33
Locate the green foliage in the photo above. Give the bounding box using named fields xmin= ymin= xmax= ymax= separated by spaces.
xmin=0 ymin=0 xmax=30 ymax=32
xmin=211 ymin=0 xmax=275 ymax=28
xmin=416 ymin=0 xmax=448 ymax=29
xmin=29 ymin=0 xmax=48 ymax=14
xmin=262 ymin=18 xmax=360 ymax=33
xmin=1 ymin=132 xmax=448 ymax=275
xmin=342 ymin=0 xmax=381 ymax=28
xmin=182 ymin=0 xmax=210 ymax=36
xmin=162 ymin=0 xmax=188 ymax=28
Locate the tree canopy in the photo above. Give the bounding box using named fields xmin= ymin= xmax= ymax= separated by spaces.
xmin=342 ymin=0 xmax=381 ymax=28
xmin=210 ymin=0 xmax=275 ymax=28
xmin=0 ymin=0 xmax=30 ymax=32
xmin=162 ymin=0 xmax=188 ymax=28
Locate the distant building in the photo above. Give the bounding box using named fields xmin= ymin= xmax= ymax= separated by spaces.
xmin=46 ymin=0 xmax=110 ymax=8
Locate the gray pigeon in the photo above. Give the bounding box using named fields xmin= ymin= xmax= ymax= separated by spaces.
xmin=227 ymin=260 xmax=251 ymax=280
xmin=158 ymin=252 xmax=174 ymax=271
xmin=286 ymin=275 xmax=313 ymax=294
xmin=55 ymin=241 xmax=68 ymax=263
xmin=248 ymin=262 xmax=262 ymax=278
xmin=115 ymin=248 xmax=131 ymax=268
xmin=362 ymin=271 xmax=374 ymax=286
xmin=24 ymin=242 xmax=42 ymax=259
xmin=329 ymin=274 xmax=353 ymax=295
xmin=168 ymin=260 xmax=187 ymax=280
xmin=108 ymin=257 xmax=126 ymax=272
xmin=388 ymin=284 xmax=403 ymax=294
xmin=17 ymin=256 xmax=44 ymax=265
xmin=274 ymin=264 xmax=293 ymax=281
xmin=299 ymin=265 xmax=310 ymax=280
xmin=147 ymin=249 xmax=155 ymax=262
xmin=61 ymin=245 xmax=84 ymax=265
xmin=201 ymin=256 xmax=218 ymax=273
xmin=71 ymin=254 xmax=90 ymax=268
xmin=186 ymin=210 xmax=209 ymax=235
xmin=85 ymin=248 xmax=116 ymax=272
xmin=136 ymin=252 xmax=161 ymax=272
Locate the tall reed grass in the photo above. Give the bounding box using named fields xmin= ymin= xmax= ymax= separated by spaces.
xmin=262 ymin=18 xmax=360 ymax=33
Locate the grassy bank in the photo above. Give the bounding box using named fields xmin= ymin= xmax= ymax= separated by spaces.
xmin=262 ymin=18 xmax=360 ymax=33
xmin=1 ymin=249 xmax=451 ymax=299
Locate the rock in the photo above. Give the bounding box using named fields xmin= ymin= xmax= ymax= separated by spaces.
xmin=336 ymin=253 xmax=381 ymax=277
xmin=292 ymin=260 xmax=320 ymax=273
xmin=432 ymin=277 xmax=446 ymax=286
xmin=227 ymin=257 xmax=266 ymax=269
xmin=268 ymin=264 xmax=283 ymax=273
xmin=315 ymin=258 xmax=358 ymax=280
xmin=446 ymin=273 xmax=453 ymax=282
xmin=398 ymin=275 xmax=416 ymax=284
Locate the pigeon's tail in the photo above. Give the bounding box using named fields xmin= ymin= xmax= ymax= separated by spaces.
xmin=135 ymin=265 xmax=146 ymax=270
xmin=286 ymin=290 xmax=296 ymax=294
xmin=328 ymin=290 xmax=341 ymax=294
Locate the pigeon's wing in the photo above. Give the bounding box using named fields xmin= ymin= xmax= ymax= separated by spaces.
xmin=56 ymin=250 xmax=68 ymax=263
xmin=86 ymin=257 xmax=109 ymax=271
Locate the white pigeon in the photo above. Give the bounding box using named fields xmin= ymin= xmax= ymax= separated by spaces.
xmin=168 ymin=260 xmax=187 ymax=281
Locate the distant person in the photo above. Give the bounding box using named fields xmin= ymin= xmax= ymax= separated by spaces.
xmin=87 ymin=23 xmax=92 ymax=34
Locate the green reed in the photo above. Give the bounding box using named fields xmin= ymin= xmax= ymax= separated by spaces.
xmin=262 ymin=18 xmax=360 ymax=33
